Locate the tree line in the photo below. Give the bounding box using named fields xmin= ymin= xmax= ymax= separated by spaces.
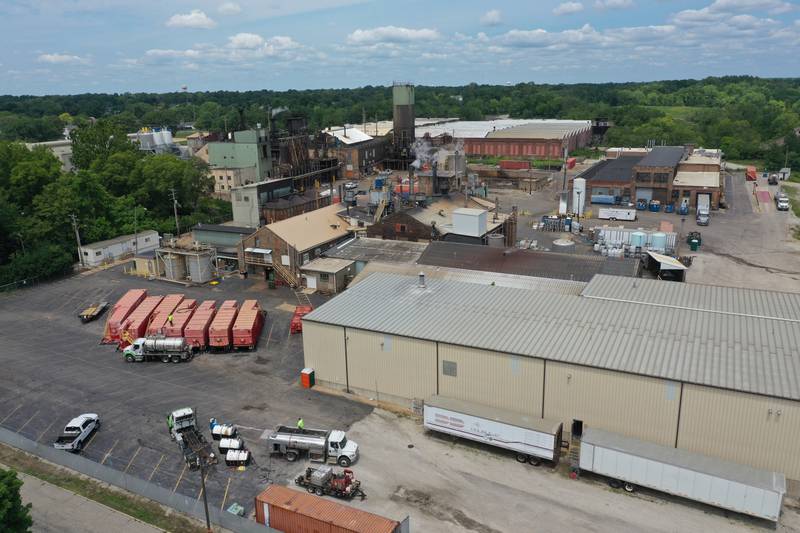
xmin=0 ymin=120 xmax=230 ymax=286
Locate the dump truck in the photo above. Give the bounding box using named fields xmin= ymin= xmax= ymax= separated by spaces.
xmin=79 ymin=302 xmax=108 ymax=323
xmin=168 ymin=407 xmax=217 ymax=470
xmin=266 ymin=425 xmax=359 ymax=467
xmin=294 ymin=465 xmax=366 ymax=500
xmin=123 ymin=336 xmax=193 ymax=363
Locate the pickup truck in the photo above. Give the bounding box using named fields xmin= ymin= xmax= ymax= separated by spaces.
xmin=53 ymin=414 xmax=100 ymax=452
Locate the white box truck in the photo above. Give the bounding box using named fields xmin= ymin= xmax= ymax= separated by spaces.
xmin=424 ymin=396 xmax=563 ymax=466
xmin=578 ymin=428 xmax=785 ymax=523
xmin=597 ymin=208 xmax=636 ymax=221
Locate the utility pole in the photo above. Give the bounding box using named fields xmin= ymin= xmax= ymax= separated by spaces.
xmin=70 ymin=214 xmax=85 ymax=267
xmin=199 ymin=462 xmax=212 ymax=532
xmin=133 ymin=206 xmax=147 ymax=255
xmin=169 ymin=188 xmax=181 ymax=236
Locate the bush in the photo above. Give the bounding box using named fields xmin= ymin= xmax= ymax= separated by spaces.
xmin=0 ymin=244 xmax=74 ymax=287
xmin=0 ymin=468 xmax=32 ymax=533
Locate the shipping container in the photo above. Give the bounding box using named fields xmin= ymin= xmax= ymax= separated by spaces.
xmin=183 ymin=300 xmax=217 ymax=349
xmin=164 ymin=299 xmax=197 ymax=337
xmin=208 ymin=300 xmax=239 ymax=350
xmin=579 ymin=428 xmax=785 ymax=523
xmin=146 ymin=294 xmax=185 ymax=336
xmin=121 ymin=295 xmax=164 ymax=345
xmin=255 ymin=485 xmax=401 ymax=533
xmin=102 ymin=289 xmax=147 ymax=343
xmin=232 ymin=299 xmax=264 ymax=349
xmin=499 ymin=159 xmax=530 ymax=170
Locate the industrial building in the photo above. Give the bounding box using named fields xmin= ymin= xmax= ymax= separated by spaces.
xmin=80 ymin=230 xmax=159 ymax=267
xmin=416 ymin=119 xmax=592 ymax=158
xmin=323 ymin=237 xmax=428 ymax=275
xmin=299 ymin=257 xmax=356 ymax=293
xmin=25 ymin=139 xmax=74 ymax=172
xmin=207 ymin=128 xmax=274 ymax=188
xmin=322 ymin=126 xmax=389 ymax=179
xmin=230 ymin=177 xmax=334 ymax=228
xmin=303 ymin=273 xmax=800 ymax=487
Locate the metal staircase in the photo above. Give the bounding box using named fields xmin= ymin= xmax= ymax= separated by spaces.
xmin=373 ymin=197 xmax=386 ymax=223
xmin=271 ymin=260 xmax=298 ymax=288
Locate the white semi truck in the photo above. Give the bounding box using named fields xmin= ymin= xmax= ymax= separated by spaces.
xmin=424 ymin=396 xmax=563 ymax=466
xmin=124 ymin=337 xmax=193 ymax=363
xmin=266 ymin=425 xmax=359 ymax=466
xmin=168 ymin=407 xmax=217 ymax=469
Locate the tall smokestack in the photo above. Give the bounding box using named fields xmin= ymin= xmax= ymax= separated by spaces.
xmin=393 ymin=83 xmax=415 ymax=155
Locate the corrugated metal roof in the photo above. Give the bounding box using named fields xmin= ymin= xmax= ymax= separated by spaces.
xmin=582 ymin=274 xmax=800 ymax=322
xmin=486 ymin=120 xmax=592 ymax=140
xmin=256 ymin=485 xmax=398 ymax=533
xmin=266 ymin=204 xmax=350 ymax=253
xmin=323 ymin=126 xmax=373 ymax=145
xmin=305 ymin=273 xmax=800 ymax=400
xmin=83 ymin=230 xmax=159 ymax=250
xmin=582 ymin=428 xmax=785 ymax=494
xmin=427 ymin=395 xmax=562 ymax=435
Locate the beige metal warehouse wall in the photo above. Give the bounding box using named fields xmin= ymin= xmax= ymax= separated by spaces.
xmin=438 ymin=344 xmax=543 ymax=417
xmin=544 ymin=362 xmax=680 ymax=446
xmin=677 ymin=384 xmax=800 ymax=480
xmin=302 ymin=322 xmax=347 ymax=389
xmin=345 ymin=329 xmax=437 ymax=407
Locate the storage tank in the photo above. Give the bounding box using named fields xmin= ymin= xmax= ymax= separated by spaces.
xmin=161 ymin=129 xmax=173 ymax=145
xmin=630 ymin=231 xmax=646 ymax=248
xmin=552 ymin=238 xmax=576 ymax=253
xmin=488 ymin=234 xmax=505 ymax=248
xmin=187 ymin=253 xmax=214 ymax=283
xmin=392 ymin=83 xmax=415 ymax=153
xmin=164 ymin=254 xmax=186 ymax=280
xmin=650 ymin=232 xmax=667 ymax=252
xmin=572 ymin=178 xmax=586 ymax=216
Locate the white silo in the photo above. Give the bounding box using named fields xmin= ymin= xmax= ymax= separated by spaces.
xmin=572 ymin=177 xmax=586 ymax=216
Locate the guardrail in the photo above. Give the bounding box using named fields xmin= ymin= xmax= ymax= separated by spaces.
xmin=0 ymin=427 xmax=275 ymax=533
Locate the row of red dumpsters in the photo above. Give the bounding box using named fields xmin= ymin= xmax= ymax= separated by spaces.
xmin=101 ymin=289 xmax=264 ymax=351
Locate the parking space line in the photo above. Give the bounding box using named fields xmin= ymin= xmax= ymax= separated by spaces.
xmin=265 ymin=322 xmax=274 ymax=350
xmin=100 ymin=439 xmax=119 ymax=465
xmin=16 ymin=410 xmax=39 ymax=433
xmin=196 ymin=471 xmax=208 ymax=503
xmin=173 ymin=463 xmax=187 ymax=493
xmin=82 ymin=427 xmax=100 ymax=450
xmin=0 ymin=405 xmax=22 ymax=425
xmin=36 ymin=419 xmax=56 ymax=442
xmin=123 ymin=446 xmax=142 ymax=473
xmin=220 ymin=477 xmax=232 ymax=511
xmin=148 ymin=454 xmax=166 ymax=482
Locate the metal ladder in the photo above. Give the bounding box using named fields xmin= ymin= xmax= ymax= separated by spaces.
xmin=294 ymin=289 xmax=312 ymax=308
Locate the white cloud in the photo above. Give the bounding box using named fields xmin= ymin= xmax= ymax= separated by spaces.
xmin=166 ymin=10 xmax=216 ymax=29
xmin=594 ymin=0 xmax=634 ymax=9
xmin=145 ymin=49 xmax=201 ymax=58
xmin=218 ymin=2 xmax=241 ymax=15
xmin=228 ymin=33 xmax=264 ymax=49
xmin=38 ymin=53 xmax=89 ymax=64
xmin=480 ymin=9 xmax=502 ymax=26
xmin=553 ymin=2 xmax=584 ymax=15
xmin=346 ymin=26 xmax=441 ymax=45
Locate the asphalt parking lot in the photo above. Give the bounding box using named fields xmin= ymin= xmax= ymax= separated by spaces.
xmin=0 ymin=266 xmax=372 ymax=515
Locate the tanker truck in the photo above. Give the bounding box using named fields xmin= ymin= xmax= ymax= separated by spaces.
xmin=123 ymin=336 xmax=193 ymax=363
xmin=267 ymin=425 xmax=359 ymax=466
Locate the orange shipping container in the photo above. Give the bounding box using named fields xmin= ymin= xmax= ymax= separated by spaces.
xmin=255 ymin=485 xmax=400 ymax=533
xmin=232 ymin=300 xmax=264 ymax=349
xmin=164 ymin=299 xmax=197 ymax=337
xmin=208 ymin=300 xmax=239 ymax=350
xmin=146 ymin=294 xmax=184 ymax=336
xmin=102 ymin=289 xmax=147 ymax=343
xmin=184 ymin=300 xmax=217 ymax=349
xmin=121 ymin=295 xmax=164 ymax=344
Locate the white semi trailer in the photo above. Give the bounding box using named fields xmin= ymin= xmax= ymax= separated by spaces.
xmin=424 ymin=396 xmax=563 ymax=466
xmin=578 ymin=428 xmax=785 ymax=523
xmin=597 ymin=207 xmax=637 ymax=221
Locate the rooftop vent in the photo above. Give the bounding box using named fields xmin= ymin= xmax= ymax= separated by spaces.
xmin=418 ymin=272 xmax=426 ymax=288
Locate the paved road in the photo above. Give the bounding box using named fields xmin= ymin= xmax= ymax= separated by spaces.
xmin=16 ymin=470 xmax=162 ymax=533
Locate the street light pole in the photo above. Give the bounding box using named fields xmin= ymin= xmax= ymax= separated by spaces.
xmin=576 ymin=190 xmax=582 ymax=225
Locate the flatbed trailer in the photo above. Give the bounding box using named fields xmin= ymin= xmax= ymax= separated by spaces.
xmin=209 ymin=300 xmax=239 ymax=350
xmin=102 ymin=289 xmax=147 ymax=343
xmin=163 ymin=299 xmax=197 ymax=337
xmin=232 ymin=300 xmax=264 ymax=349
xmin=184 ymin=300 xmax=217 ymax=350
xmin=79 ymin=302 xmax=108 ymax=323
xmin=146 ymin=294 xmax=184 ymax=336
xmin=578 ymin=428 xmax=785 ymax=523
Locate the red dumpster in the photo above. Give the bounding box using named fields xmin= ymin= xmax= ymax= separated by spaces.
xmin=146 ymin=294 xmax=184 ymax=336
xmin=121 ymin=295 xmax=164 ymax=346
xmin=499 ymin=159 xmax=530 ymax=170
xmin=209 ymin=300 xmax=239 ymax=351
xmin=184 ymin=300 xmax=217 ymax=350
xmin=102 ymin=289 xmax=147 ymax=344
xmin=290 ymin=305 xmax=313 ymax=334
xmin=164 ymin=299 xmax=197 ymax=337
xmin=232 ymin=300 xmax=264 ymax=350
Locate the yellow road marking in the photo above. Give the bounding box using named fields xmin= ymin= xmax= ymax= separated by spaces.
xmin=148 ymin=454 xmax=165 ymax=482
xmin=220 ymin=477 xmax=232 ymax=511
xmin=173 ymin=463 xmax=187 ymax=493
xmin=100 ymin=439 xmax=119 ymax=465
xmin=0 ymin=405 xmax=22 ymax=425
xmin=123 ymin=446 xmax=142 ymax=473
xmin=16 ymin=410 xmax=39 ymax=433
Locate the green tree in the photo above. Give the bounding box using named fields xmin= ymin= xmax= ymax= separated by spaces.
xmin=0 ymin=468 xmax=32 ymax=533
xmin=70 ymin=120 xmax=136 ymax=170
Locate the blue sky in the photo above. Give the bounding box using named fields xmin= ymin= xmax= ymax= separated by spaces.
xmin=2 ymin=0 xmax=798 ymax=95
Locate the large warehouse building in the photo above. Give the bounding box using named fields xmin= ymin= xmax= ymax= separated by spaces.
xmin=303 ymin=273 xmax=800 ymax=488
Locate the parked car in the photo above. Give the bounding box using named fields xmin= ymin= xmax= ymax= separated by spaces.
xmin=775 ymin=192 xmax=790 ymax=211
xmin=53 ymin=413 xmax=100 ymax=452
xmin=768 ymin=174 xmax=779 ymax=185
xmin=344 ymin=181 xmax=358 ymax=190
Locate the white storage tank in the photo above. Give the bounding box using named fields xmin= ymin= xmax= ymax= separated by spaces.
xmin=572 ymin=177 xmax=586 ymax=216
xmin=163 ymin=254 xmax=186 ymax=280
xmin=487 ymin=233 xmax=505 ymax=248
xmin=630 ymin=231 xmax=646 ymax=248
xmin=650 ymin=232 xmax=667 ymax=252
xmin=187 ymin=253 xmax=214 ymax=283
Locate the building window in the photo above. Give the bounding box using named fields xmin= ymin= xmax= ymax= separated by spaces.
xmin=395 ymin=223 xmax=407 ymax=233
xmin=144 ymin=237 xmax=150 ymax=242
xmin=83 ymin=251 xmax=88 ymax=256
xmin=319 ymin=273 xmax=329 ymax=281
xmin=243 ymin=196 xmax=249 ymax=202
xmin=95 ymin=251 xmax=102 ymax=257
xmin=442 ymin=360 xmax=457 ymax=377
